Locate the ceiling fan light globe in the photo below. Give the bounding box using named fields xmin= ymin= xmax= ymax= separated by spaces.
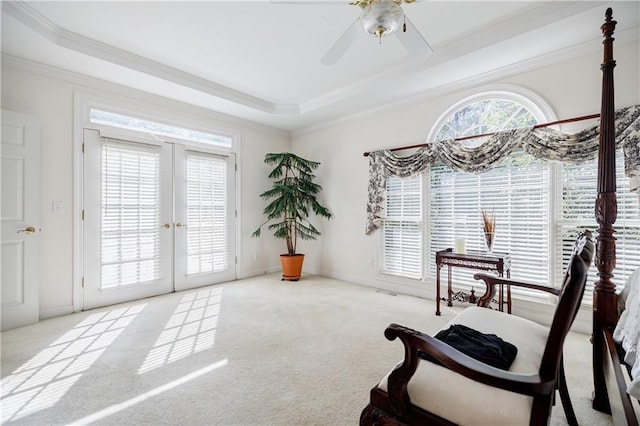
xmin=359 ymin=0 xmax=404 ymax=39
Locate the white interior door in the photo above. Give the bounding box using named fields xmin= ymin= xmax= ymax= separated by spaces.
xmin=82 ymin=129 xmax=173 ymax=309
xmin=1 ymin=110 xmax=40 ymax=331
xmin=174 ymin=146 xmax=236 ymax=291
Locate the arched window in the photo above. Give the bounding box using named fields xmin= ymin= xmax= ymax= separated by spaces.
xmin=434 ymin=98 xmax=538 ymax=144
xmin=381 ymin=92 xmax=550 ymax=282
xmin=380 ymin=90 xmax=640 ymax=306
xmin=428 ymin=95 xmax=550 ymax=290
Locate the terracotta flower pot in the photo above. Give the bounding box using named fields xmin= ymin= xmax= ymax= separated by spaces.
xmin=280 ymin=254 xmax=305 ymax=281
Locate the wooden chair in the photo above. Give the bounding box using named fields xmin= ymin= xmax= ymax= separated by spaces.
xmin=360 ymin=230 xmax=594 ymax=426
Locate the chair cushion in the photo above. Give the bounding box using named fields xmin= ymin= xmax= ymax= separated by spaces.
xmin=378 ymin=306 xmax=549 ymax=425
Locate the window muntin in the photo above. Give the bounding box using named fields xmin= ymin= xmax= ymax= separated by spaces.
xmin=90 ymin=109 xmax=232 ymax=148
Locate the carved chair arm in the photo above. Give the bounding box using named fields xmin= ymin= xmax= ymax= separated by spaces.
xmin=383 ymin=323 xmax=554 ymax=417
xmin=473 ymin=273 xmax=560 ymax=308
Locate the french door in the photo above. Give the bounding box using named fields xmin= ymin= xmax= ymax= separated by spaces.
xmin=82 ymin=129 xmax=235 ymax=310
xmin=174 ymin=145 xmax=235 ymax=291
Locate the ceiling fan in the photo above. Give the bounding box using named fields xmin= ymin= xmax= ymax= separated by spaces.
xmin=321 ymin=0 xmax=433 ymax=65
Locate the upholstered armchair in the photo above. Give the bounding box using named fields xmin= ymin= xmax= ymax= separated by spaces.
xmin=361 ymin=230 xmax=593 ymax=426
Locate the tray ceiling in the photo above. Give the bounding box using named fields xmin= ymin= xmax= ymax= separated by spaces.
xmin=2 ymin=1 xmax=639 ymax=132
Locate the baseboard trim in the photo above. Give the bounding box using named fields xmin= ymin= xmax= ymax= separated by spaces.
xmin=236 ymin=266 xmax=281 ymax=280
xmin=316 ymin=269 xmax=432 ymax=300
xmin=40 ymin=304 xmax=74 ymax=320
xmin=316 ymin=269 xmax=592 ymax=334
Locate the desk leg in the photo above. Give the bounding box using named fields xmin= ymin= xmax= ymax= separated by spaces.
xmin=436 ymin=264 xmax=442 ymax=316
xmin=507 ymin=269 xmax=512 ymax=314
xmin=498 ymin=275 xmax=504 ymax=312
xmin=447 ymin=266 xmax=453 ymax=307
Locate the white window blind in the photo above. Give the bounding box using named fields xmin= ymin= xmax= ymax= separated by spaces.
xmin=101 ymin=140 xmax=162 ymax=289
xmin=429 ymin=153 xmax=550 ymax=295
xmin=382 ymin=175 xmax=422 ymax=279
xmin=559 ymin=150 xmax=640 ymax=303
xmin=186 ymin=153 xmax=229 ymax=275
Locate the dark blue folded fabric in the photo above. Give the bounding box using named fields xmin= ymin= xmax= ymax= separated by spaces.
xmin=421 ymin=324 xmax=518 ymax=370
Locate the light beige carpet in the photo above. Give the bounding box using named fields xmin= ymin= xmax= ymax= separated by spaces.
xmin=1 ymin=274 xmax=612 ymax=425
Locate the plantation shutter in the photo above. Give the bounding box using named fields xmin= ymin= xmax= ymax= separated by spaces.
xmin=559 ymin=150 xmax=640 ymax=303
xmin=186 ymin=152 xmax=229 ymax=274
xmin=382 ymin=175 xmax=422 ymax=279
xmin=429 ymin=153 xmax=550 ymax=296
xmin=101 ymin=140 xmax=162 ymax=289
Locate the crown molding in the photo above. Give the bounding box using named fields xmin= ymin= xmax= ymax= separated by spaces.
xmin=3 ymin=1 xmax=299 ymax=116
xmin=5 ymin=0 xmax=637 ymax=137
xmin=1 ymin=53 xmax=291 ymax=138
xmin=291 ymin=31 xmax=639 ymax=138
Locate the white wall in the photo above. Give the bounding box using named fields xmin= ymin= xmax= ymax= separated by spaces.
xmin=2 ymin=38 xmax=638 ymax=328
xmin=238 ymin=126 xmax=292 ymax=278
xmin=291 ymin=40 xmax=640 ymax=332
xmin=1 ymin=62 xmax=289 ymax=319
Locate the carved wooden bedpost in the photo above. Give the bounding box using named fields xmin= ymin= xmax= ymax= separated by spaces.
xmin=592 ymin=7 xmax=618 ymax=413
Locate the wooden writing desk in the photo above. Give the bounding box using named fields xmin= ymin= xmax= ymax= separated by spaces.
xmin=435 ymin=248 xmax=512 ymax=315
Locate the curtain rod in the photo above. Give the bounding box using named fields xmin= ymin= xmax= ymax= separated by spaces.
xmin=362 ymin=112 xmax=601 ymax=157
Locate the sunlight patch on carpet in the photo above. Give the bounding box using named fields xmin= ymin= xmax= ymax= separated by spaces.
xmin=0 ymin=304 xmax=147 ymax=422
xmin=69 ymin=359 xmax=228 ymax=426
xmin=137 ymin=287 xmax=222 ymax=374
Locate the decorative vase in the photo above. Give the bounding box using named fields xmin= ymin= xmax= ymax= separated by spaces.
xmin=484 ymin=232 xmax=495 ymax=254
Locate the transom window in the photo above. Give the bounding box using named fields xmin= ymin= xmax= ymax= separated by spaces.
xmin=90 ymin=109 xmax=233 ymax=148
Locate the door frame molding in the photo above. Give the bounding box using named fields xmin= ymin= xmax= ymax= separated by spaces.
xmin=72 ymin=92 xmax=241 ymax=312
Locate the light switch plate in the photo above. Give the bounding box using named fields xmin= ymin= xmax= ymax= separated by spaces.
xmin=52 ymin=201 xmax=64 ymax=214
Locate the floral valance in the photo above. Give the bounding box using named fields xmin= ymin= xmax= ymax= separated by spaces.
xmin=366 ymin=104 xmax=640 ymax=234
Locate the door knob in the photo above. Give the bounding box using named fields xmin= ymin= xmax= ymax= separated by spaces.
xmin=17 ymin=226 xmax=40 ymax=235
xmin=175 ymin=222 xmax=186 ymax=228
xmin=162 ymin=223 xmax=172 ymax=229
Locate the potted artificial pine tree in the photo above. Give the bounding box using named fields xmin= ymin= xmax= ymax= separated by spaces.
xmin=252 ymin=152 xmax=332 ymax=281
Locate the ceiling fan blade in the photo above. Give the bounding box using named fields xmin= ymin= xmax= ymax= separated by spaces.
xmin=396 ymin=15 xmax=433 ymax=59
xmin=321 ymin=20 xmax=360 ymax=65
xmin=270 ymin=1 xmax=349 ymax=3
